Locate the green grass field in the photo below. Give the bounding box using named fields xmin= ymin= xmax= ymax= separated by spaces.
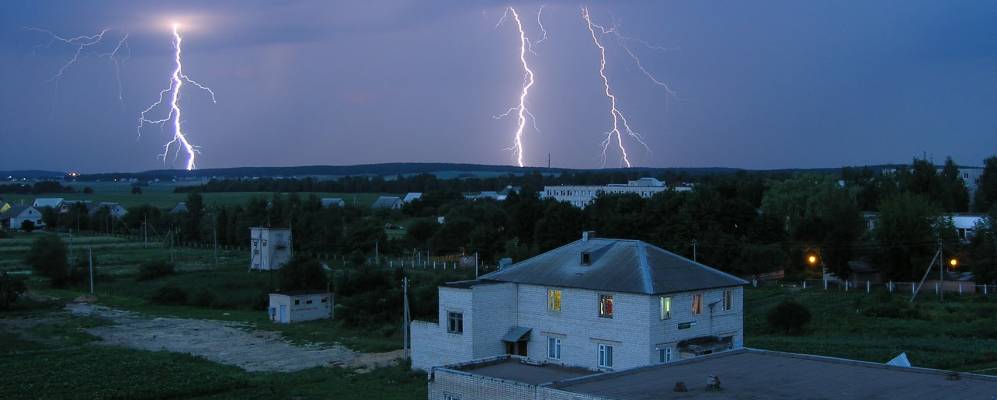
xmin=744 ymin=285 xmax=997 ymax=372
xmin=2 ymin=181 xmax=390 ymax=209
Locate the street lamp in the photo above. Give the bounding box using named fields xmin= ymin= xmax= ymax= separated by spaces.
xmin=949 ymin=258 xmax=958 ymax=268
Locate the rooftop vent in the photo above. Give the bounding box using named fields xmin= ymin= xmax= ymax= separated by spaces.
xmin=582 ymin=231 xmax=596 ymax=241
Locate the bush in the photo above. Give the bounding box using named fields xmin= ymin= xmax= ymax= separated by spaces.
xmin=24 ymin=235 xmax=68 ymax=286
xmin=148 ymin=285 xmax=187 ymax=305
xmin=278 ymin=256 xmax=328 ymax=292
xmin=191 ymin=289 xmax=216 ymax=307
xmin=0 ymin=229 xmax=11 ymax=239
xmin=136 ymin=261 xmax=176 ymax=281
xmin=766 ymin=298 xmax=812 ymax=335
xmin=0 ymin=272 xmax=27 ymax=310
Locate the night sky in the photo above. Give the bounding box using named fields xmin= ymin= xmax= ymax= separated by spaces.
xmin=1 ymin=1 xmax=995 ymax=172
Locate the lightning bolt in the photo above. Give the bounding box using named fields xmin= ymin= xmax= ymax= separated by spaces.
xmin=535 ymin=5 xmax=548 ymax=46
xmin=582 ymin=7 xmax=650 ymax=168
xmin=27 ymin=27 xmax=130 ymax=93
xmin=494 ymin=7 xmax=537 ymax=168
xmin=137 ymin=24 xmax=216 ymax=171
xmin=602 ymin=22 xmax=678 ymax=97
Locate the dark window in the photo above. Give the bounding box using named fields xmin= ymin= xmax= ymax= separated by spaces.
xmin=581 ymin=252 xmax=592 ymax=265
xmin=321 ymin=297 xmax=328 ymax=303
xmin=294 ymin=300 xmax=300 ymax=305
xmin=447 ymin=312 xmax=463 ymax=334
xmin=306 ymin=300 xmax=313 ymax=304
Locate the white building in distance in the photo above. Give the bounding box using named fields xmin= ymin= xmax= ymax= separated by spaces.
xmin=411 ymin=232 xmax=747 ymax=372
xmin=268 ymin=291 xmax=333 ymax=323
xmin=542 ymin=178 xmax=689 ymax=208
xmin=250 ymin=227 xmax=293 ymax=271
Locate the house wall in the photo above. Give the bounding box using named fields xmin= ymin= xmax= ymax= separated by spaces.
xmin=288 ymin=293 xmax=332 ymax=322
xmin=11 ymin=208 xmax=44 ymax=229
xmin=411 ymin=287 xmax=475 ymax=371
xmin=646 ymin=286 xmax=743 ymax=364
xmin=517 ymin=284 xmax=651 ymax=371
xmin=471 ymin=283 xmax=518 ymax=359
xmin=250 ymin=228 xmax=292 ymax=270
xmin=428 ymin=368 xmax=538 ymax=400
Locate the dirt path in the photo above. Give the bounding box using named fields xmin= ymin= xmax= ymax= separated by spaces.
xmin=66 ymin=303 xmax=365 ymax=372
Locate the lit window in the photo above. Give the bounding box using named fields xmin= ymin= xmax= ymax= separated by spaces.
xmin=599 ymin=295 xmax=614 ymax=318
xmin=658 ymin=347 xmax=672 ymax=363
xmin=660 ymin=296 xmax=671 ymax=320
xmin=447 ymin=312 xmax=463 ymax=334
xmin=692 ymin=293 xmax=703 ymax=315
xmin=598 ymin=344 xmax=614 ymax=368
xmin=547 ymin=289 xmax=562 ymax=312
xmin=547 ymin=337 xmax=561 ymax=360
xmin=722 ymin=289 xmax=733 ymax=311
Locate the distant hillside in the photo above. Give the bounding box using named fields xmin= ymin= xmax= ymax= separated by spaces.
xmin=69 ymin=163 xmax=849 ymax=181
xmin=0 ymin=170 xmax=66 ymax=179
xmin=10 ymin=162 xmax=921 ymax=182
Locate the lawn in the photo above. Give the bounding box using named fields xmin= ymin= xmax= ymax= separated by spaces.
xmin=0 ymin=305 xmax=426 ymax=400
xmin=744 ymin=285 xmax=997 ymax=372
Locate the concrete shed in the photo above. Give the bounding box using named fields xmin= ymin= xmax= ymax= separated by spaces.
xmin=268 ymin=291 xmax=333 ymax=324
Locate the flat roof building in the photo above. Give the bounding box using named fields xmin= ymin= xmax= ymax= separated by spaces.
xmin=429 ymin=349 xmax=997 ymax=399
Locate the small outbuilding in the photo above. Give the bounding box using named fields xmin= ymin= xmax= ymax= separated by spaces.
xmin=268 ymin=291 xmax=333 ymax=324
xmin=371 ymin=196 xmax=403 ymax=210
xmin=320 ymin=198 xmax=345 ymax=208
xmin=250 ymin=227 xmax=293 ymax=271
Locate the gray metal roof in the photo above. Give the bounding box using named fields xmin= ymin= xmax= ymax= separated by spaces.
xmin=501 ymin=326 xmax=532 ymax=343
xmin=371 ymin=196 xmax=402 ymax=209
xmin=480 ymin=238 xmax=747 ymax=295
xmin=551 ymin=349 xmax=997 ymax=399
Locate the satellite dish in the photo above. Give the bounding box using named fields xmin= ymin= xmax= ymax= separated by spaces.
xmin=886 ymin=352 xmax=911 ymax=368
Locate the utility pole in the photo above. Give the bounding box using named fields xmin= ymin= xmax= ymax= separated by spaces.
xmin=403 ymin=276 xmax=410 ymax=356
xmin=88 ymin=247 xmax=94 ymax=294
xmin=375 ymin=240 xmax=379 ymax=265
xmin=910 ymin=245 xmax=943 ymax=303
xmin=213 ymin=215 xmax=219 ymax=268
xmin=143 ymin=214 xmax=148 ymax=246
xmin=939 ymin=241 xmax=944 ymax=302
xmin=692 ymin=240 xmax=698 ymax=262
xmin=475 ymin=252 xmax=479 ymax=278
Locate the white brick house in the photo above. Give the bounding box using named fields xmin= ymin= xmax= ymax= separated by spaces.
xmin=411 ymin=233 xmax=748 ymax=372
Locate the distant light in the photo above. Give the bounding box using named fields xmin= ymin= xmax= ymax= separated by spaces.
xmin=949 ymin=258 xmax=959 ymax=268
xmin=807 ymin=255 xmax=818 ymax=265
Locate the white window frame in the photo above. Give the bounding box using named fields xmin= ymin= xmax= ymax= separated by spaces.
xmin=658 ymin=346 xmax=672 ymax=363
xmin=692 ymin=293 xmax=703 ymax=315
xmin=722 ymin=289 xmax=733 ymax=312
xmin=598 ymin=343 xmax=613 ymax=368
xmin=599 ymin=294 xmax=614 ymax=318
xmin=547 ymin=288 xmax=562 ymax=312
xmin=446 ymin=311 xmax=463 ymax=334
xmin=660 ymin=296 xmax=671 ymax=320
xmin=547 ymin=337 xmax=562 ymax=360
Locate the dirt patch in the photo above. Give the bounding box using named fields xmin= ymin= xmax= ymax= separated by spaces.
xmin=67 ymin=303 xmax=361 ymax=372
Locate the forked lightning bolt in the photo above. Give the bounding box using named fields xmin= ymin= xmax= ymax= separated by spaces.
xmin=138 ymin=24 xmax=216 ymax=171
xmin=582 ymin=7 xmax=650 ymax=168
xmin=494 ymin=7 xmax=537 ymax=168
xmin=27 ymin=27 xmax=130 ymax=95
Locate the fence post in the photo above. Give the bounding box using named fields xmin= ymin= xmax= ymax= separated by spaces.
xmin=935 ymin=282 xmax=939 ymax=295
xmin=889 ymin=281 xmax=893 ymax=293
xmin=985 ymin=285 xmax=989 ymax=295
xmin=911 ymin=283 xmax=915 ymax=296
xmin=824 ymin=279 xmax=828 ymax=290
xmin=959 ymin=283 xmax=963 ymax=295
xmin=866 ymin=280 xmax=870 ymax=294
xmin=802 ymin=280 xmax=807 ymax=289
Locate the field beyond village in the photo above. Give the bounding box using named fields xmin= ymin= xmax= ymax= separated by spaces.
xmin=3 ymin=233 xmax=997 ymax=399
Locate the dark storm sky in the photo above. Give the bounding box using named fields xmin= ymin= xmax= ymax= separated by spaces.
xmin=1 ymin=1 xmax=995 ymax=173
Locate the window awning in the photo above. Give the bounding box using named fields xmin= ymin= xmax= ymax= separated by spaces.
xmin=501 ymin=326 xmax=532 ymax=342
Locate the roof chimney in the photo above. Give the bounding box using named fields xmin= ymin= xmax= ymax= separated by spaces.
xmin=582 ymin=231 xmax=596 ymax=241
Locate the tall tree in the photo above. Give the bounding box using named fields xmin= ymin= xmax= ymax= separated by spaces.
xmin=976 ymin=156 xmax=997 ymax=212
xmin=875 ymin=193 xmax=939 ymax=280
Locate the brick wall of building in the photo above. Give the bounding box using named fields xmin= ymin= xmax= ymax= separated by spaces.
xmin=428 ymin=368 xmax=538 ymax=400
xmin=646 ymin=286 xmax=743 ymax=364
xmin=412 ymin=287 xmax=475 ymax=370
xmin=517 ymin=284 xmax=652 ymax=371
xmin=471 ymin=283 xmax=519 ymax=359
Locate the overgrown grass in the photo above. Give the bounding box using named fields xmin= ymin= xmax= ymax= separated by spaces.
xmin=745 ymin=286 xmax=997 ymax=371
